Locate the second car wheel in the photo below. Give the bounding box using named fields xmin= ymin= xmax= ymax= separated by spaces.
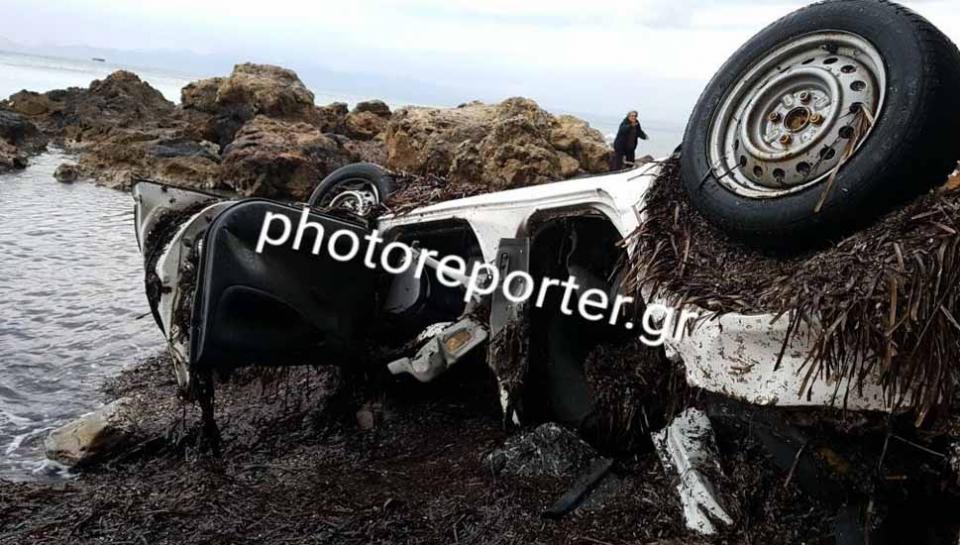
xmin=308 ymin=163 xmax=395 ymax=217
xmin=681 ymin=0 xmax=960 ymax=249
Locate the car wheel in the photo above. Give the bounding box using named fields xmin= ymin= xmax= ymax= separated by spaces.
xmin=681 ymin=0 xmax=960 ymax=248
xmin=308 ymin=163 xmax=395 ymax=217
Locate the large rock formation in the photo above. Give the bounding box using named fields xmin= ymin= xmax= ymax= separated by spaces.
xmin=182 ymin=63 xmax=320 ymax=147
xmin=2 ymin=62 xmax=611 ymax=200
xmin=0 ymin=109 xmax=47 ymax=172
xmin=221 ymin=115 xmax=354 ymax=200
xmin=385 ymin=98 xmax=610 ymax=189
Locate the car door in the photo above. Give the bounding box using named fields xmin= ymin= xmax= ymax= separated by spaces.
xmin=190 ymin=199 xmax=379 ymax=370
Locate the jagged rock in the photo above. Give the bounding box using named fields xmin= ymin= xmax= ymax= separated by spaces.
xmin=0 ymin=140 xmax=26 ymax=172
xmin=221 ymin=115 xmax=354 ymax=200
xmin=215 ymin=63 xmax=316 ymax=120
xmin=549 ymin=115 xmax=611 ymax=173
xmin=180 ymin=77 xmax=224 ymax=114
xmin=0 ymin=109 xmax=46 ymax=152
xmin=343 ymin=111 xmax=389 ymax=141
xmin=147 ymin=137 xmax=220 ymax=162
xmin=2 ymin=71 xmax=177 ymax=149
xmin=315 ymin=102 xmax=348 ymax=133
xmin=3 ymin=90 xmax=62 ymax=116
xmin=485 ymin=423 xmax=600 ymax=479
xmin=385 ymin=97 xmax=609 ymax=190
xmin=44 ymin=398 xmax=139 ymax=467
xmin=54 ymin=162 xmax=80 ymax=183
xmin=354 ymin=99 xmax=391 ymax=117
xmin=76 ymin=129 xmax=222 ymax=190
xmin=180 ymin=64 xmax=321 ymax=147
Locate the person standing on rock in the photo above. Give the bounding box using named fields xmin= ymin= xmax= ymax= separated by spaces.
xmin=611 ymin=110 xmax=648 ymax=170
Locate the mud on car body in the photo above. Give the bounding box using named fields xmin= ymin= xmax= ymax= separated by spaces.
xmin=133 ymin=0 xmax=960 ymax=540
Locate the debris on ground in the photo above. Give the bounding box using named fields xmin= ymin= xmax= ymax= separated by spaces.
xmin=485 ymin=422 xmax=600 ymax=479
xmin=653 ymin=408 xmax=733 ymax=535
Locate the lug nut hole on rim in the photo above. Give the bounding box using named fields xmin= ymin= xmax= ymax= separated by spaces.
xmin=783 ymin=106 xmax=812 ymax=132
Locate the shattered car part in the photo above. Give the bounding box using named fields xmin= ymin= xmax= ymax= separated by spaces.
xmin=387 ymin=317 xmax=489 ymax=382
xmin=652 ymin=408 xmax=733 ymax=535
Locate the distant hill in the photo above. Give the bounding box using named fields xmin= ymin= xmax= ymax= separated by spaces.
xmin=0 ymin=35 xmax=21 ymax=51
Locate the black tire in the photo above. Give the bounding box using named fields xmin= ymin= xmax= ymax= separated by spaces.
xmin=307 ymin=163 xmax=395 ymax=214
xmin=681 ymin=0 xmax=960 ymax=249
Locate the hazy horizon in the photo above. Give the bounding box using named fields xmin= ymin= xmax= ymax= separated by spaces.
xmin=3 ymin=0 xmax=960 ymax=140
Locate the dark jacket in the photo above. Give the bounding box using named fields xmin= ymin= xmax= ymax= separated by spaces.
xmin=613 ymin=118 xmax=648 ymax=154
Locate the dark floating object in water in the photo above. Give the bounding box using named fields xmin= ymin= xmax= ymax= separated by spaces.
xmin=91 ymin=57 xmax=106 ymax=63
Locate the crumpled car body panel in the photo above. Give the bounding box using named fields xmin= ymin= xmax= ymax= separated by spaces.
xmin=133 ymin=162 xmax=889 ymax=412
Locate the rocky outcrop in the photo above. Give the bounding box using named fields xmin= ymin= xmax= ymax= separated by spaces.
xmin=0 ymin=109 xmax=47 ymax=171
xmin=385 ymin=98 xmax=609 ymax=190
xmin=180 ymin=76 xmax=224 ymax=114
xmin=0 ymin=140 xmax=25 ymax=172
xmin=76 ymin=132 xmax=222 ymax=190
xmin=181 ymin=64 xmax=320 ymax=147
xmin=44 ymin=398 xmax=140 ymax=467
xmin=2 ymin=63 xmax=610 ymax=201
xmin=343 ymin=100 xmax=392 ymax=141
xmin=221 ymin=115 xmax=354 ymax=200
xmin=315 ymin=101 xmax=348 ymax=133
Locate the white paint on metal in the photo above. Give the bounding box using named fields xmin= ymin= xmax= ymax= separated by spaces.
xmin=653 ymin=408 xmax=733 ymax=535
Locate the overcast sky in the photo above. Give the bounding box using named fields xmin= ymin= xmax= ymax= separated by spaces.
xmin=2 ymin=0 xmax=959 ymax=139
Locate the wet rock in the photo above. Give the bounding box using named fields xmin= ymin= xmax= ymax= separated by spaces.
xmin=54 ymin=162 xmax=80 ymax=183
xmin=44 ymin=397 xmax=140 ymax=467
xmin=221 ymin=115 xmax=354 ymax=200
xmin=0 ymin=109 xmax=46 ymax=153
xmin=485 ymin=423 xmax=600 ymax=479
xmin=147 ymin=137 xmax=220 ymax=162
xmin=2 ymin=71 xmax=177 ymax=149
xmin=0 ymin=140 xmax=26 ymax=172
xmin=0 ymin=109 xmax=47 ymax=171
xmin=385 ymin=97 xmax=609 ymax=190
xmin=76 ymin=130 xmax=222 ymax=190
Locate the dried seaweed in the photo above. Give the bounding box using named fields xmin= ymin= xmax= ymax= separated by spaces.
xmin=380 ymin=172 xmax=490 ymax=215
xmin=624 ymin=156 xmax=960 ymax=415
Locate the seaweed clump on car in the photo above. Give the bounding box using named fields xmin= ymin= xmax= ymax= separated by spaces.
xmin=624 ymin=155 xmax=960 ymax=417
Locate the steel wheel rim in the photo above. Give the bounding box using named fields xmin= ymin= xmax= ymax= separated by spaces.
xmin=708 ymin=31 xmax=887 ymax=199
xmin=322 ymin=178 xmax=381 ymax=215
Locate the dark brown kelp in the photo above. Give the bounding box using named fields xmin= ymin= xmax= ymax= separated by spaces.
xmin=624 ymin=156 xmax=960 ymax=416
